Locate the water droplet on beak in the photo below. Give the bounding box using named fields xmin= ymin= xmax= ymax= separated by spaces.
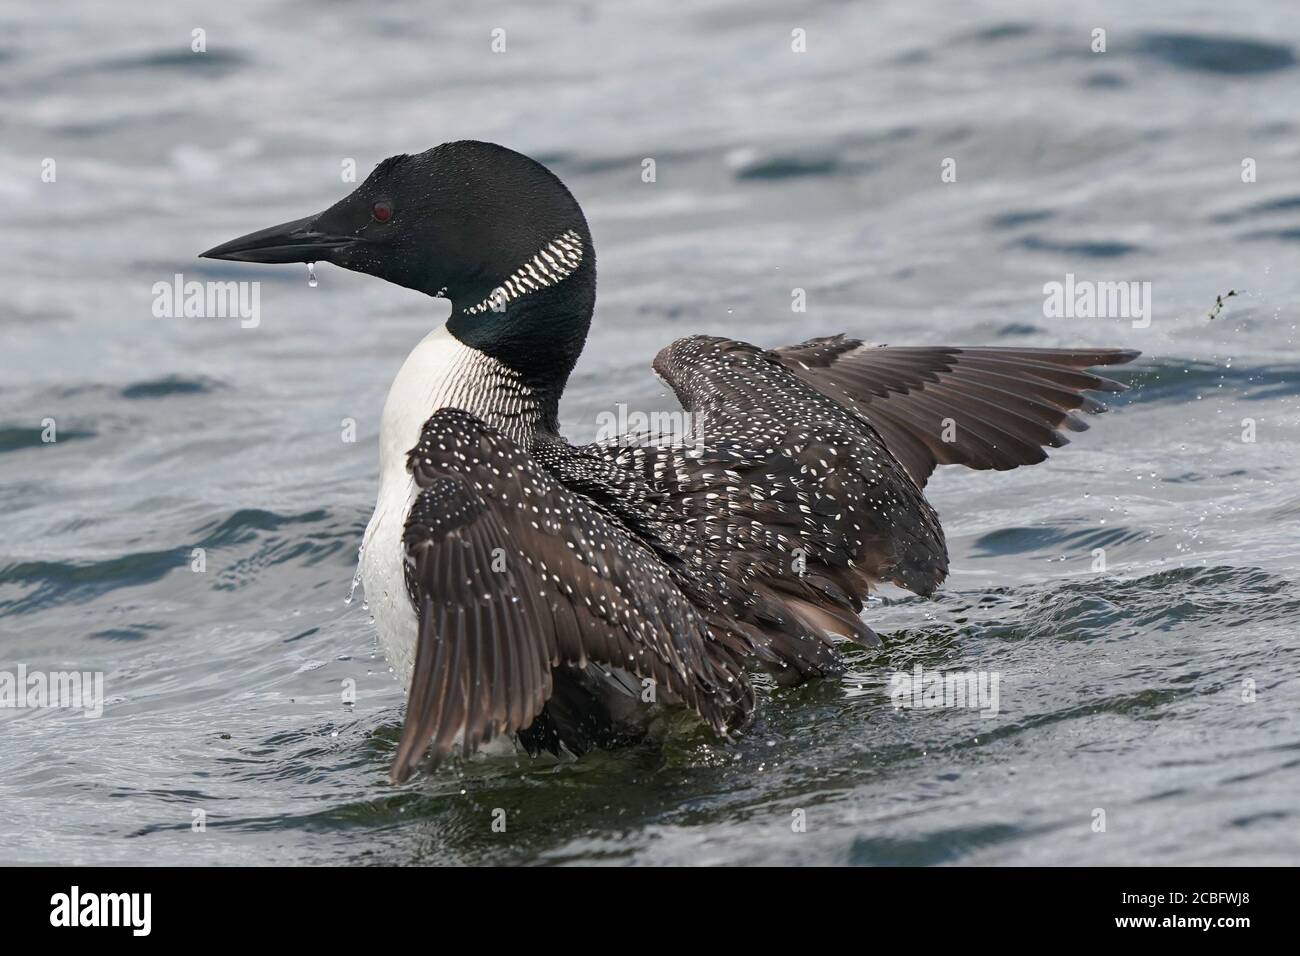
xmin=307 ymin=262 xmax=318 ymax=288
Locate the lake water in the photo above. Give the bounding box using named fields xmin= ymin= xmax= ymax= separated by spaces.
xmin=2 ymin=0 xmax=1298 ymax=864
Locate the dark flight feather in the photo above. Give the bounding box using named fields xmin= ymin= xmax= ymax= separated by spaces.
xmin=391 ymin=408 xmax=752 ymax=782
xmin=774 ymin=336 xmax=1138 ymax=487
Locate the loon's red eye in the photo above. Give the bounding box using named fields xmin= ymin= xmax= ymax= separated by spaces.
xmin=372 ymin=200 xmax=393 ymax=222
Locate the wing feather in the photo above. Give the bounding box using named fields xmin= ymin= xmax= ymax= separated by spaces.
xmin=568 ymin=333 xmax=1139 ymax=682
xmin=390 ymin=408 xmax=752 ymax=782
xmin=774 ymin=337 xmax=1138 ymax=486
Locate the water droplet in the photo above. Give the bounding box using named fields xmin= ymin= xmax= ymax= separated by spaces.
xmin=347 ymin=554 xmax=364 ymax=605
xmin=307 ymin=261 xmax=318 ymax=287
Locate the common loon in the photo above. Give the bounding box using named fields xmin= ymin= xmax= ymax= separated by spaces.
xmin=201 ymin=141 xmax=1138 ymax=782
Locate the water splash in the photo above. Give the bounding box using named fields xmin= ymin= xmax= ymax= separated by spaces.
xmin=346 ymin=543 xmax=363 ymax=605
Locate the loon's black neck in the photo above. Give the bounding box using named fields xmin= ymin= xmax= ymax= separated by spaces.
xmin=445 ymin=234 xmax=596 ymax=436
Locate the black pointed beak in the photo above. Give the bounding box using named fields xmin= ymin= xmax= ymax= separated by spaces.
xmin=199 ymin=214 xmax=356 ymax=264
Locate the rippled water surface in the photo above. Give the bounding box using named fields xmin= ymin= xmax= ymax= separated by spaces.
xmin=2 ymin=0 xmax=1299 ymax=865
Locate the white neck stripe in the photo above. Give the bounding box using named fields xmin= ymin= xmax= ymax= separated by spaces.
xmin=464 ymin=229 xmax=584 ymax=315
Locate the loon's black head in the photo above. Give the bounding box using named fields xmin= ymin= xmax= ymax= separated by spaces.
xmin=201 ymin=141 xmax=596 ymax=417
xmin=202 ymin=141 xmax=591 ymax=303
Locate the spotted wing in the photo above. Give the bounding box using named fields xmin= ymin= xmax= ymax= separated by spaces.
xmin=648 ymin=335 xmax=948 ymax=593
xmin=568 ymin=334 xmax=1133 ymax=684
xmin=535 ymin=437 xmax=853 ymax=682
xmin=562 ymin=336 xmax=950 ymax=683
xmin=774 ymin=335 xmax=1139 ymax=487
xmin=391 ymin=407 xmax=752 ymax=782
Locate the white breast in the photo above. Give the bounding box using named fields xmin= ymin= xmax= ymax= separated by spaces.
xmin=358 ymin=324 xmax=534 ymax=687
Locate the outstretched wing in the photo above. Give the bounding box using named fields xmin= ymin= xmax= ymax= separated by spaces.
xmin=648 ymin=335 xmax=948 ymax=594
xmin=391 ymin=407 xmax=752 ymax=783
xmin=579 ymin=333 xmax=1135 ymax=683
xmin=558 ymin=336 xmax=949 ymax=683
xmin=774 ymin=336 xmax=1138 ymax=487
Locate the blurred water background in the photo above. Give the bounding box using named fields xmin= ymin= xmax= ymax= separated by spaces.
xmin=2 ymin=0 xmax=1298 ymax=864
